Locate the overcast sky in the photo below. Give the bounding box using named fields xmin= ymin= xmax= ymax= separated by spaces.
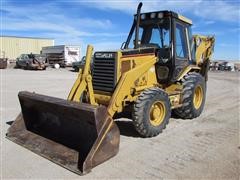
xmin=1 ymin=0 xmax=239 ymax=60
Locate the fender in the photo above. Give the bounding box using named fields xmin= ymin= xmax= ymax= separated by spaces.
xmin=176 ymin=65 xmax=200 ymax=81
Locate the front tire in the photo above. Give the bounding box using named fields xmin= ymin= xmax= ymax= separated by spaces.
xmin=74 ymin=67 xmax=79 ymax=72
xmin=173 ymin=72 xmax=206 ymax=119
xmin=15 ymin=62 xmax=20 ymax=68
xmin=132 ymin=87 xmax=171 ymax=137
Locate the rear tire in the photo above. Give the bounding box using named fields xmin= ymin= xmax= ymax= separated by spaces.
xmin=173 ymin=72 xmax=206 ymax=119
xmin=132 ymin=87 xmax=171 ymax=137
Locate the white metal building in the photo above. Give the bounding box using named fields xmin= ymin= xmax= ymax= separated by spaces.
xmin=0 ymin=36 xmax=54 ymax=60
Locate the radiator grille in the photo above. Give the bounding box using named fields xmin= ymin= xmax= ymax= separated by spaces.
xmin=92 ymin=53 xmax=116 ymax=92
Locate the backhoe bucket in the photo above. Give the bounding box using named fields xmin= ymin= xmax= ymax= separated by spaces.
xmin=6 ymin=91 xmax=120 ymax=175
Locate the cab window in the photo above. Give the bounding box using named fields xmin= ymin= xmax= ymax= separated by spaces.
xmin=140 ymin=20 xmax=170 ymax=48
xmin=188 ymin=26 xmax=195 ymax=60
xmin=150 ymin=28 xmax=161 ymax=45
xmin=128 ymin=28 xmax=143 ymax=49
xmin=127 ymin=18 xmax=170 ymax=49
xmin=175 ymin=23 xmax=187 ymax=58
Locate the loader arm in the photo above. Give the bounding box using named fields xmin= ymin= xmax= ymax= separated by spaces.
xmin=68 ymin=45 xmax=97 ymax=105
xmin=107 ymin=56 xmax=157 ymax=117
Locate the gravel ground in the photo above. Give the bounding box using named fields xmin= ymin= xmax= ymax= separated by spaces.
xmin=1 ymin=68 xmax=239 ymax=179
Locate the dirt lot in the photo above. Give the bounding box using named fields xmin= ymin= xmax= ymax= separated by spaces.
xmin=1 ymin=68 xmax=239 ymax=179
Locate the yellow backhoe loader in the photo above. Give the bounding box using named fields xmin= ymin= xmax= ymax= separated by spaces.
xmin=7 ymin=2 xmax=215 ymax=175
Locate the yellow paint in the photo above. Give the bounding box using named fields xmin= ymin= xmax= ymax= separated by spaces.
xmin=193 ymin=85 xmax=203 ymax=109
xmin=194 ymin=35 xmax=215 ymax=65
xmin=67 ymin=45 xmax=97 ymax=105
xmin=149 ymin=101 xmax=166 ymax=126
xmin=176 ymin=66 xmax=200 ymax=81
xmin=107 ymin=55 xmax=157 ymax=116
xmin=116 ymin=51 xmax=122 ymax=82
xmin=165 ymin=84 xmax=182 ymax=94
xmin=120 ymin=55 xmax=157 ymax=91
xmin=178 ymin=14 xmax=193 ymax=25
xmin=67 ymin=68 xmax=82 ymax=100
xmin=94 ymin=94 xmax=111 ymax=105
xmin=134 ymin=85 xmax=154 ymax=92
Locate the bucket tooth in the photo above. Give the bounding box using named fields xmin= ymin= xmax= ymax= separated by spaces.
xmin=6 ymin=91 xmax=120 ymax=175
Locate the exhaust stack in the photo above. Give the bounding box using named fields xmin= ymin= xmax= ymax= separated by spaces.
xmin=134 ymin=2 xmax=143 ymax=48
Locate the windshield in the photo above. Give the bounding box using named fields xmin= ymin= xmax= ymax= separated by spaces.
xmin=127 ymin=18 xmax=170 ymax=49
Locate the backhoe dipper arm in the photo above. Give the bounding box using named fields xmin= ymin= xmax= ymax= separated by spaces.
xmin=107 ymin=56 xmax=157 ymax=117
xmin=194 ymin=35 xmax=215 ymax=80
xmin=194 ymin=35 xmax=215 ymax=65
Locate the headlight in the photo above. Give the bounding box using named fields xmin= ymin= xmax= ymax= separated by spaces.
xmin=150 ymin=13 xmax=156 ymax=18
xmin=141 ymin=14 xmax=146 ymax=20
xmin=158 ymin=13 xmax=163 ymax=18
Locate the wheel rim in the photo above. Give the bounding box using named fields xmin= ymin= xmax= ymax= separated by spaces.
xmin=149 ymin=101 xmax=166 ymax=126
xmin=193 ymin=85 xmax=203 ymax=109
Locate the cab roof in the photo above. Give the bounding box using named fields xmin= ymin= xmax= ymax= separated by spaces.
xmin=135 ymin=10 xmax=192 ymax=25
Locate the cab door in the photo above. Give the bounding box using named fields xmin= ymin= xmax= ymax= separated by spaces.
xmin=173 ymin=20 xmax=191 ymax=79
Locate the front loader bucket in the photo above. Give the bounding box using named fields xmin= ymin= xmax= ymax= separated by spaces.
xmin=6 ymin=91 xmax=120 ymax=175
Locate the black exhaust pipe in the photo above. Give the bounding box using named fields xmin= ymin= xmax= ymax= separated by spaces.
xmin=134 ymin=2 xmax=143 ymax=49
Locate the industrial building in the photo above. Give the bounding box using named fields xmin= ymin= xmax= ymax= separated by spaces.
xmin=0 ymin=36 xmax=54 ymax=60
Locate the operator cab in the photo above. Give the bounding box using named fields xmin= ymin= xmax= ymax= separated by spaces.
xmin=123 ymin=10 xmax=193 ymax=83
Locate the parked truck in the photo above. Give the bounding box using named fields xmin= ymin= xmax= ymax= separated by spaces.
xmin=15 ymin=53 xmax=48 ymax=70
xmin=0 ymin=51 xmax=8 ymax=69
xmin=42 ymin=45 xmax=80 ymax=67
